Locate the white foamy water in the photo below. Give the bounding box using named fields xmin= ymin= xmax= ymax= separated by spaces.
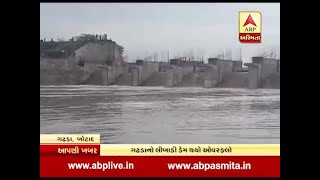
xmin=40 ymin=85 xmax=280 ymax=144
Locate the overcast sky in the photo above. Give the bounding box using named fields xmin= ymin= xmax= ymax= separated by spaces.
xmin=40 ymin=3 xmax=280 ymax=62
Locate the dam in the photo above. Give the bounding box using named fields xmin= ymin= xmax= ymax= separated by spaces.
xmin=40 ymin=34 xmax=280 ymax=89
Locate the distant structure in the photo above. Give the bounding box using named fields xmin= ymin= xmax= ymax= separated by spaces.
xmin=40 ymin=35 xmax=279 ymax=89
xmin=40 ymin=34 xmax=125 ymax=66
xmin=245 ymin=57 xmax=280 ymax=89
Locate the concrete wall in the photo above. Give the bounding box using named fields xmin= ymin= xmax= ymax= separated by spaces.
xmin=139 ymin=62 xmax=160 ymax=85
xmin=218 ymin=72 xmax=248 ymax=88
xmin=260 ymin=58 xmax=278 ymax=79
xmin=165 ymin=67 xmax=184 ymax=87
xmin=179 ymin=73 xmax=202 ymax=87
xmin=196 ymin=65 xmax=211 ymax=73
xmin=106 ymin=65 xmax=128 ymax=85
xmin=115 ymin=62 xmax=161 ymax=86
xmin=75 ymin=41 xmax=123 ymax=64
xmin=169 ymin=63 xmax=221 ymax=88
xmin=208 ymin=59 xmax=234 ymax=84
xmin=41 ymin=53 xmax=279 ymax=89
xmin=247 ymin=64 xmax=261 ymax=89
xmin=142 ymin=72 xmax=168 ymax=86
xmin=201 ymin=65 xmax=219 ymax=88
xmin=169 ymin=59 xmax=179 ymax=65
xmin=181 ymin=64 xmax=195 ymax=75
xmin=208 ymin=58 xmax=219 ymax=65
xmin=165 ymin=70 xmax=175 ymax=87
xmin=252 ymin=57 xmax=264 ymax=64
xmin=277 ymin=60 xmax=280 ymax=72
xmin=217 ymin=61 xmax=233 ymax=84
xmin=170 ymin=59 xmax=204 ymax=66
xmin=143 ymin=63 xmax=200 ymax=87
xmin=40 ymin=57 xmax=92 ymax=85
xmin=159 ymin=62 xmax=173 ymax=72
xmin=132 ymin=67 xmax=140 ymax=86
xmin=262 ymin=72 xmax=280 ymax=89
xmin=232 ymin=61 xmax=243 ymax=72
xmin=245 ymin=57 xmax=279 ymax=89
xmin=116 ymin=73 xmax=133 ymax=86
xmin=251 ymin=57 xmax=277 ymax=79
xmin=78 ymin=66 xmax=109 ymax=85
xmin=129 ymin=62 xmax=160 ymax=86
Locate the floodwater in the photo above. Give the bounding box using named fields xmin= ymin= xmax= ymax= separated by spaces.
xmin=40 ymin=85 xmax=280 ymax=144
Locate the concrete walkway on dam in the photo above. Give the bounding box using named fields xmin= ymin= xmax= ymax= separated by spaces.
xmin=40 ymin=57 xmax=280 ymax=89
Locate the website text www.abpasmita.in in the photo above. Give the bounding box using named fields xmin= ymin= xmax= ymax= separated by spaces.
xmin=168 ymin=161 xmax=251 ymax=171
xmin=67 ymin=161 xmax=251 ymax=171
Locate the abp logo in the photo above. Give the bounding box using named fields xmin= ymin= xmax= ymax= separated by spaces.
xmin=239 ymin=11 xmax=261 ymax=43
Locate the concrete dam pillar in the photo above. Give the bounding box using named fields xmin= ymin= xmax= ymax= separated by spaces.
xmin=165 ymin=67 xmax=183 ymax=87
xmin=165 ymin=71 xmax=174 ymax=87
xmin=132 ymin=67 xmax=140 ymax=86
xmin=245 ymin=57 xmax=278 ymax=89
xmin=106 ymin=66 xmax=118 ymax=85
xmin=246 ymin=64 xmax=261 ymax=89
xmin=208 ymin=58 xmax=234 ymax=86
xmin=203 ymin=65 xmax=219 ymax=88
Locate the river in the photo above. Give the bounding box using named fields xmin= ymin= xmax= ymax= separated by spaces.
xmin=40 ymin=85 xmax=280 ymax=144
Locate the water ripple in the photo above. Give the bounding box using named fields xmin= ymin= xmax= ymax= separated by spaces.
xmin=40 ymin=85 xmax=280 ymax=144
